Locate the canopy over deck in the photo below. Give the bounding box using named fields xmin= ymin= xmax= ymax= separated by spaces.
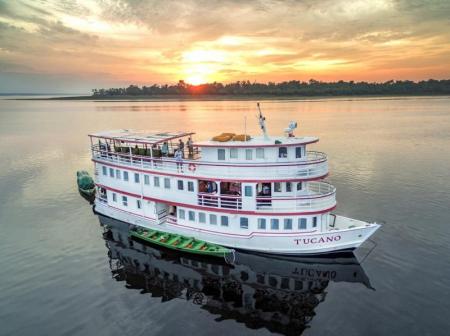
xmin=89 ymin=130 xmax=195 ymax=145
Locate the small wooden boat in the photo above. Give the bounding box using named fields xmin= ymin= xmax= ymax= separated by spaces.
xmin=76 ymin=170 xmax=95 ymax=197
xmin=130 ymin=228 xmax=233 ymax=258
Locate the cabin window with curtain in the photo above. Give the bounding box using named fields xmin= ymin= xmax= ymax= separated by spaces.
xmin=244 ymin=186 xmax=252 ymax=197
xmin=220 ymin=216 xmax=229 ymax=226
xmin=256 ymin=148 xmax=264 ymax=159
xmin=154 ymin=176 xmax=160 ymax=187
xmin=240 ymin=217 xmax=249 ymax=229
xmin=230 ymin=148 xmax=238 ymax=159
xmin=209 ymin=214 xmax=217 ymax=225
xmin=199 ymin=212 xmax=206 ymax=223
xmin=134 ymin=173 xmax=140 ymax=183
xmin=178 ymin=209 xmax=185 ymax=219
xmin=298 ymin=218 xmax=307 ymax=229
xmin=115 ymin=169 xmax=121 ymax=179
xmin=297 ymin=182 xmax=302 ymax=191
xmin=286 ymin=182 xmax=292 ymax=192
xmin=177 ymin=180 xmax=184 ymax=190
xmin=188 ymin=211 xmax=195 ymax=221
xmin=144 ymin=175 xmax=150 ymax=185
xmin=123 ymin=171 xmax=129 ymax=181
xmin=284 ymin=218 xmax=293 ymax=230
xmin=274 ymin=182 xmax=282 ymax=192
xmin=245 ymin=149 xmax=253 ymax=160
xmin=271 ymin=219 xmax=279 ymax=230
xmin=258 ymin=218 xmax=266 ymax=229
xmin=102 ymin=166 xmax=107 ymax=176
xmin=109 ymin=168 xmax=114 ymax=177
xmin=164 ymin=178 xmax=170 ymax=189
xmin=278 ymin=147 xmax=288 ymax=158
xmin=187 ymin=181 xmax=194 ymax=192
xmin=296 ymin=147 xmax=302 ymax=158
xmin=217 ymin=149 xmax=226 ymax=160
xmin=122 ymin=196 xmax=128 ymax=206
xmin=136 ymin=200 xmax=141 ymax=209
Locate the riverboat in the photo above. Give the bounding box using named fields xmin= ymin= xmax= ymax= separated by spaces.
xmin=91 ymin=108 xmax=380 ymax=255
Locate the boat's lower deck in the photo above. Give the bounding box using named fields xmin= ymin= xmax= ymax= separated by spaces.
xmin=94 ymin=201 xmax=380 ymax=255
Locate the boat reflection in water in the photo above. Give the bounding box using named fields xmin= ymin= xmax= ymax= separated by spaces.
xmin=99 ymin=215 xmax=373 ymax=335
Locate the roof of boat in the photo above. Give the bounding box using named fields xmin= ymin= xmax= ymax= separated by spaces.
xmin=196 ymin=135 xmax=319 ymax=148
xmin=89 ymin=130 xmax=195 ymax=145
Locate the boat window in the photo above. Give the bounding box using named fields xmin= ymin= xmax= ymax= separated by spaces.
xmin=102 ymin=166 xmax=107 ymax=176
xmin=258 ymin=218 xmax=266 ymax=229
xmin=134 ymin=173 xmax=140 ymax=183
xmin=144 ymin=175 xmax=150 ymax=185
xmin=278 ymin=147 xmax=288 ymax=158
xmin=286 ymin=182 xmax=292 ymax=192
xmin=271 ymin=219 xmax=279 ymax=230
xmin=178 ymin=209 xmax=185 ymax=219
xmin=230 ymin=148 xmax=238 ymax=159
xmin=256 ymin=148 xmax=264 ymax=159
xmin=154 ymin=176 xmax=160 ymax=187
xmin=298 ymin=218 xmax=307 ymax=229
xmin=187 ymin=181 xmax=194 ymax=192
xmin=122 ymin=196 xmax=128 ymax=206
xmin=209 ymin=214 xmax=217 ymax=225
xmin=188 ymin=211 xmax=195 ymax=221
xmin=281 ymin=277 xmax=290 ymax=289
xmin=115 ymin=169 xmax=121 ymax=179
xmin=296 ymin=147 xmax=302 ymax=158
xmin=240 ymin=217 xmax=249 ymax=229
xmin=217 ymin=149 xmax=226 ymax=160
xmin=221 ymin=216 xmax=229 ymax=226
xmin=123 ymin=171 xmax=129 ymax=181
xmin=297 ymin=182 xmax=302 ymax=191
xmin=284 ymin=218 xmax=293 ymax=230
xmin=177 ymin=180 xmax=184 ymax=190
xmin=199 ymin=212 xmax=206 ymax=223
xmin=313 ymin=217 xmax=318 ymax=228
xmin=137 ymin=200 xmax=141 ymax=209
xmin=274 ymin=182 xmax=282 ymax=192
xmin=164 ymin=178 xmax=170 ymax=189
xmin=245 ymin=149 xmax=253 ymax=160
xmin=244 ymin=186 xmax=253 ymax=197
xmin=112 ymin=193 xmax=117 ymax=202
xmin=109 ymin=168 xmax=114 ymax=178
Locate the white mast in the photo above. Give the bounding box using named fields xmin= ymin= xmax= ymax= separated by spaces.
xmin=257 ymin=102 xmax=269 ymax=140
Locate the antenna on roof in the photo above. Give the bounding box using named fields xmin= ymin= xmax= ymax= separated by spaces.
xmin=257 ymin=103 xmax=269 ymax=140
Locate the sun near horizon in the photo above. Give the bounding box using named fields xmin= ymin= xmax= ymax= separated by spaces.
xmin=0 ymin=1 xmax=450 ymax=93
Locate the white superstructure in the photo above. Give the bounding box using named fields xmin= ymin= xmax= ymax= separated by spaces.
xmin=91 ymin=114 xmax=380 ymax=255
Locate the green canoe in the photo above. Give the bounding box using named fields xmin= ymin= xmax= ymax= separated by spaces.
xmin=130 ymin=228 xmax=233 ymax=258
xmin=77 ymin=170 xmax=95 ymax=196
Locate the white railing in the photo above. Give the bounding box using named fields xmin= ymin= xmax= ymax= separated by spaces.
xmin=91 ymin=146 xmax=328 ymax=180
xmin=255 ymin=181 xmax=336 ymax=212
xmin=197 ymin=193 xmax=242 ymax=210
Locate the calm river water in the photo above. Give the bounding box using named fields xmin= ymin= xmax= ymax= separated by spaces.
xmin=0 ymin=96 xmax=449 ymax=335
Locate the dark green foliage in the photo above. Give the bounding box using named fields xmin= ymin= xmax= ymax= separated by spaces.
xmin=91 ymin=79 xmax=450 ymax=97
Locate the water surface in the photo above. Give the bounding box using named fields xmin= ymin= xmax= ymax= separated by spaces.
xmin=1 ymin=96 xmax=450 ymax=335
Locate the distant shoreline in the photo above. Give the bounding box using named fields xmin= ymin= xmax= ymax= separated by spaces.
xmin=14 ymin=93 xmax=450 ymax=102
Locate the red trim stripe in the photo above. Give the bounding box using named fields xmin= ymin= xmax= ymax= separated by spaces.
xmin=93 ymin=159 xmax=329 ymax=183
xmin=97 ymin=183 xmax=336 ymax=216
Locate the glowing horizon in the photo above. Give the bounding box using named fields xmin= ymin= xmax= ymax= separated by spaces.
xmin=0 ymin=0 xmax=449 ymax=93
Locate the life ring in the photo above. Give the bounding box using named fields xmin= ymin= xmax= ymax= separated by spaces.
xmin=188 ymin=163 xmax=197 ymax=172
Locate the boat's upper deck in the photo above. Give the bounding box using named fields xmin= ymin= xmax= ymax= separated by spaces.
xmin=89 ymin=130 xmax=195 ymax=145
xmin=196 ymin=135 xmax=318 ymax=148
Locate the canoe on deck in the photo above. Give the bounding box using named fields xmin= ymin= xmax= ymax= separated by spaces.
xmin=130 ymin=228 xmax=233 ymax=258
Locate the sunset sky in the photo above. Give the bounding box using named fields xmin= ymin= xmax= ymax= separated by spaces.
xmin=0 ymin=0 xmax=449 ymax=93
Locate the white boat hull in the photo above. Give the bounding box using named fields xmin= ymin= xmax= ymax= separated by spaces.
xmin=95 ymin=201 xmax=380 ymax=255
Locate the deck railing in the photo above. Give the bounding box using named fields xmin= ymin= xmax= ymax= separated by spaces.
xmin=197 ymin=193 xmax=242 ymax=210
xmin=91 ymin=146 xmax=328 ymax=180
xmin=255 ymin=181 xmax=336 ymax=211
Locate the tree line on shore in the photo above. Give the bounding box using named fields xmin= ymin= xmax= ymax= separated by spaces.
xmin=91 ymin=79 xmax=450 ymax=97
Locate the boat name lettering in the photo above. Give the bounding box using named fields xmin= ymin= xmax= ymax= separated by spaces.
xmin=294 ymin=235 xmax=341 ymax=245
xmin=292 ymin=268 xmax=337 ymax=279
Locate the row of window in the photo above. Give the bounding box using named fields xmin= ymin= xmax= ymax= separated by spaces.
xmin=217 ymin=146 xmax=303 ymax=160
xmin=112 ymin=193 xmax=142 ymax=209
xmin=102 ymin=166 xmax=195 ymax=191
xmin=179 ymin=208 xmax=318 ymax=230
